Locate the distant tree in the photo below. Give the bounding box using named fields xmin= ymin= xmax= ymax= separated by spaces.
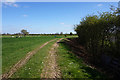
xmin=3 ymin=33 xmax=6 ymax=35
xmin=70 ymin=32 xmax=73 ymax=35
xmin=64 ymin=35 xmax=67 ymax=37
xmin=21 ymin=29 xmax=29 ymax=37
xmin=60 ymin=32 xmax=63 ymax=35
xmin=55 ymin=32 xmax=59 ymax=35
xmin=7 ymin=33 xmax=10 ymax=35
xmin=15 ymin=33 xmax=21 ymax=35
xmin=65 ymin=33 xmax=68 ymax=35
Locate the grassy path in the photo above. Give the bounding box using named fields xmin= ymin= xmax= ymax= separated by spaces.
xmin=2 ymin=37 xmax=56 ymax=74
xmin=2 ymin=39 xmax=57 ymax=78
xmin=41 ymin=38 xmax=63 ymax=78
xmin=11 ymin=38 xmax=60 ymax=78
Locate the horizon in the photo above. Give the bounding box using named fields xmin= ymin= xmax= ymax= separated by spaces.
xmin=2 ymin=2 xmax=118 ymax=34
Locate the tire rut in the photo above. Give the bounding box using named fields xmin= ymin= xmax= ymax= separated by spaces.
xmin=41 ymin=38 xmax=63 ymax=78
xmin=2 ymin=39 xmax=57 ymax=79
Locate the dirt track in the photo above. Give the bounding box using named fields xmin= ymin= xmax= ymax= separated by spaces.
xmin=2 ymin=39 xmax=57 ymax=79
xmin=41 ymin=38 xmax=63 ymax=78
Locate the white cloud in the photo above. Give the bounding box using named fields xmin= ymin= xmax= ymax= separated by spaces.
xmin=3 ymin=0 xmax=16 ymax=2
xmin=4 ymin=2 xmax=13 ymax=6
xmin=3 ymin=2 xmax=19 ymax=7
xmin=60 ymin=23 xmax=64 ymax=25
xmin=62 ymin=24 xmax=73 ymax=28
xmin=60 ymin=22 xmax=73 ymax=27
xmin=23 ymin=14 xmax=28 ymax=17
xmin=97 ymin=4 xmax=103 ymax=7
xmin=13 ymin=4 xmax=18 ymax=7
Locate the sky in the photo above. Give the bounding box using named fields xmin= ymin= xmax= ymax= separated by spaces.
xmin=2 ymin=2 xmax=118 ymax=34
xmin=1 ymin=0 xmax=120 ymax=2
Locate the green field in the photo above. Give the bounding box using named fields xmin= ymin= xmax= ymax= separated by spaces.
xmin=11 ymin=39 xmax=59 ymax=78
xmin=2 ymin=36 xmax=106 ymax=79
xmin=2 ymin=36 xmax=56 ymax=74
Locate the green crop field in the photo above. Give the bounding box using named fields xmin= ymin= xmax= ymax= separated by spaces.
xmin=2 ymin=36 xmax=56 ymax=74
xmin=11 ymin=39 xmax=59 ymax=78
xmin=2 ymin=36 xmax=107 ymax=79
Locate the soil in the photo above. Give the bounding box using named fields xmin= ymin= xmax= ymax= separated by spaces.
xmin=40 ymin=38 xmax=63 ymax=78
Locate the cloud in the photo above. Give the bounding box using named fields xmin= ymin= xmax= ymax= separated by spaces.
xmin=3 ymin=0 xmax=16 ymax=2
xmin=60 ymin=22 xmax=73 ymax=27
xmin=3 ymin=0 xmax=19 ymax=8
xmin=97 ymin=4 xmax=103 ymax=7
xmin=23 ymin=14 xmax=28 ymax=17
xmin=13 ymin=4 xmax=18 ymax=7
xmin=60 ymin=23 xmax=65 ymax=25
xmin=3 ymin=2 xmax=19 ymax=7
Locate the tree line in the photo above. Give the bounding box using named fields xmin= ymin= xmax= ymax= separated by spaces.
xmin=2 ymin=29 xmax=76 ymax=36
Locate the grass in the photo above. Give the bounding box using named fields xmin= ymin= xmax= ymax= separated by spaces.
xmin=2 ymin=36 xmax=56 ymax=74
xmin=11 ymin=39 xmax=59 ymax=78
xmin=2 ymin=35 xmax=78 ymax=38
xmin=57 ymin=39 xmax=107 ymax=79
